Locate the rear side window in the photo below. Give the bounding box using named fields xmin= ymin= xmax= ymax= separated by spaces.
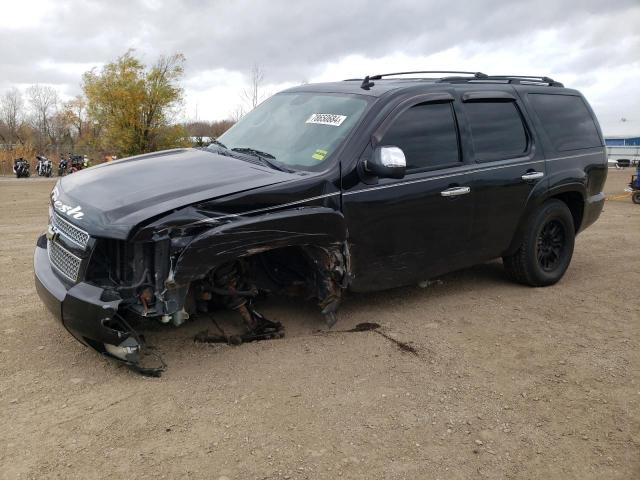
xmin=528 ymin=94 xmax=601 ymax=151
xmin=381 ymin=102 xmax=459 ymax=170
xmin=464 ymin=101 xmax=528 ymax=162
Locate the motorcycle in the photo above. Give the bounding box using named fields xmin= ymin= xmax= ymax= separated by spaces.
xmin=13 ymin=158 xmax=30 ymax=178
xmin=69 ymin=154 xmax=84 ymax=174
xmin=58 ymin=157 xmax=68 ymax=176
xmin=36 ymin=155 xmax=53 ymax=177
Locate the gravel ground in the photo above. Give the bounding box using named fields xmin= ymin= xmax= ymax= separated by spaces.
xmin=0 ymin=169 xmax=638 ymax=479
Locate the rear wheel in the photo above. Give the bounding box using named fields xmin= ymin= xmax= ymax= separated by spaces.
xmin=632 ymin=192 xmax=640 ymax=204
xmin=503 ymin=200 xmax=575 ymax=286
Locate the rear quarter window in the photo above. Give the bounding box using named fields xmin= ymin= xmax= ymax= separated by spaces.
xmin=528 ymin=93 xmax=602 ymax=151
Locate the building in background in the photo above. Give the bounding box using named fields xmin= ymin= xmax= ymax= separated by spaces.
xmin=604 ymin=135 xmax=640 ymax=167
xmin=605 ymin=136 xmax=640 ymax=146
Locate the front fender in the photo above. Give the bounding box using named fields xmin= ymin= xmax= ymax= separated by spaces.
xmin=173 ymin=207 xmax=347 ymax=284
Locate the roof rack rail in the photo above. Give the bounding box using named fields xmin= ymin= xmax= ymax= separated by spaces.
xmin=345 ymin=71 xmax=563 ymax=90
xmin=437 ymin=74 xmax=564 ymax=87
xmin=368 ymin=70 xmax=488 ymax=80
xmin=352 ymin=71 xmax=488 ymax=90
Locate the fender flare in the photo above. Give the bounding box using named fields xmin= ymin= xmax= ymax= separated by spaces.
xmin=503 ymin=180 xmax=586 ymax=256
xmin=173 ymin=207 xmax=348 ymax=284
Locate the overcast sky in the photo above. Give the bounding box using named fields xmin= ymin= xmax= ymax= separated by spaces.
xmin=1 ymin=0 xmax=638 ymax=135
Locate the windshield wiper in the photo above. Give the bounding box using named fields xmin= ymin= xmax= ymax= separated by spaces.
xmin=206 ymin=139 xmax=235 ymax=158
xmin=230 ymin=147 xmax=294 ymax=173
xmin=210 ymin=139 xmax=228 ymax=149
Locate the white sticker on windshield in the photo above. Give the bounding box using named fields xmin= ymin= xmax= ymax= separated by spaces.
xmin=306 ymin=113 xmax=347 ymax=127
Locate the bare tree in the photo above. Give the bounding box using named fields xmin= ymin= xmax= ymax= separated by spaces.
xmin=211 ymin=119 xmax=234 ymax=137
xmin=229 ymin=104 xmax=245 ymax=122
xmin=184 ymin=119 xmax=235 ymax=144
xmin=241 ymin=64 xmax=265 ymax=111
xmin=50 ymin=109 xmax=75 ymax=152
xmin=0 ymin=88 xmax=25 ymax=144
xmin=27 ymin=84 xmax=59 ymax=149
xmin=65 ymin=95 xmax=87 ymax=138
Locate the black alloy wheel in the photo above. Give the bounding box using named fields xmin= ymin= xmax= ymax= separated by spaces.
xmin=536 ymin=219 xmax=566 ymax=272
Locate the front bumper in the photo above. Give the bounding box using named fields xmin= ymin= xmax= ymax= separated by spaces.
xmin=34 ymin=235 xmax=141 ymax=364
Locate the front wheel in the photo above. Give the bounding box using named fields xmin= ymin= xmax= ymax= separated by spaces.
xmin=503 ymin=200 xmax=575 ymax=286
xmin=632 ymin=192 xmax=640 ymax=204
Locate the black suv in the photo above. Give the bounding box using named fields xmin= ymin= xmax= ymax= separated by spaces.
xmin=34 ymin=71 xmax=607 ymax=374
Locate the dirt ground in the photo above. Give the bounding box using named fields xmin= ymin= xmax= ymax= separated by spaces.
xmin=0 ymin=170 xmax=638 ymax=480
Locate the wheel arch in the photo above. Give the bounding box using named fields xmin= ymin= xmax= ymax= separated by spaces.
xmin=504 ymin=182 xmax=586 ymax=256
xmin=172 ymin=206 xmax=349 ymax=284
xmin=549 ymin=190 xmax=584 ymax=233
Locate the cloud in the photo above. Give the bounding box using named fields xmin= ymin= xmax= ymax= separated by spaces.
xmin=0 ymin=0 xmax=638 ymax=133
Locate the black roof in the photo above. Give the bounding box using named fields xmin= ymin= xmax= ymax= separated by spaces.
xmin=285 ymin=80 xmax=403 ymax=97
xmin=284 ymin=72 xmax=570 ymax=98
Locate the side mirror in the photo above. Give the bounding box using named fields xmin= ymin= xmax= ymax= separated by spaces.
xmin=365 ymin=146 xmax=406 ymax=179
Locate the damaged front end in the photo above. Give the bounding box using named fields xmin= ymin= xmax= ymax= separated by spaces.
xmin=34 ymin=227 xmax=169 ymax=376
xmin=34 ymin=205 xmax=349 ymax=376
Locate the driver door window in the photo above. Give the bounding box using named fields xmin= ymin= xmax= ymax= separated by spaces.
xmin=381 ymin=102 xmax=460 ymax=171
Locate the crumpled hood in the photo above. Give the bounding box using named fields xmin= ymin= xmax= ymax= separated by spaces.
xmin=54 ymin=148 xmax=296 ymax=239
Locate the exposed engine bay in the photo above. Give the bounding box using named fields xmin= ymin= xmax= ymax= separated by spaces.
xmin=87 ymin=238 xmax=349 ymax=376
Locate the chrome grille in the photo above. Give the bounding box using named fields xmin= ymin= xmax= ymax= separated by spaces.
xmin=48 ymin=241 xmax=82 ymax=282
xmin=51 ymin=212 xmax=90 ymax=249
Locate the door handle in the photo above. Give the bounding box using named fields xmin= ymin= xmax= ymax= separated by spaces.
xmin=521 ymin=171 xmax=544 ymax=181
xmin=440 ymin=186 xmax=471 ymax=197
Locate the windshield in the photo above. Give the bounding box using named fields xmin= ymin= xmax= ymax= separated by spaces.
xmin=215 ymin=92 xmax=370 ymax=171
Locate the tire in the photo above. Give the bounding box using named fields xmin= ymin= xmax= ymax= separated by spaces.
xmin=503 ymin=199 xmax=575 ymax=287
xmin=633 ymin=192 xmax=640 ymax=204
